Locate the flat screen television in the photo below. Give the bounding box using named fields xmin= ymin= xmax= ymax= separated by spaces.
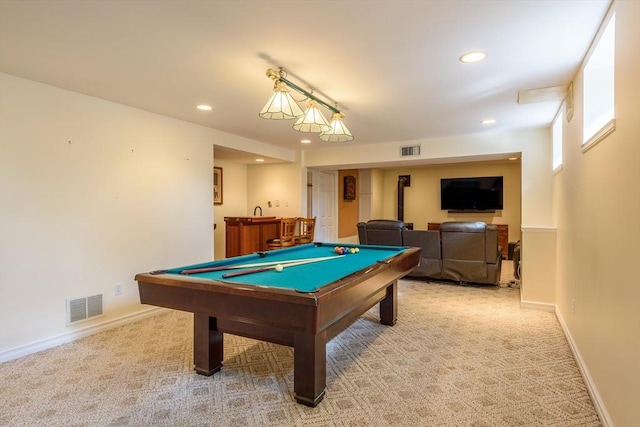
xmin=440 ymin=176 xmax=503 ymax=211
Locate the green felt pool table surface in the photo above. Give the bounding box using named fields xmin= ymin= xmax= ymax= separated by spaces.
xmin=162 ymin=243 xmax=409 ymax=293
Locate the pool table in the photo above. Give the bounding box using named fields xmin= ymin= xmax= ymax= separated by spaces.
xmin=135 ymin=242 xmax=421 ymax=406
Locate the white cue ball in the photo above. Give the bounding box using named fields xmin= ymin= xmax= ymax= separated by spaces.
xmin=274 ymin=264 xmax=284 ymax=272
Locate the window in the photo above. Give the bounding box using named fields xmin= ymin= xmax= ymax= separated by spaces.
xmin=582 ymin=13 xmax=615 ymax=151
xmin=552 ymin=108 xmax=563 ymax=172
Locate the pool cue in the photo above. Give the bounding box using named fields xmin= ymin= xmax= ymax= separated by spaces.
xmin=181 ymin=255 xmax=342 ymax=275
xmin=222 ymin=255 xmax=345 ymax=278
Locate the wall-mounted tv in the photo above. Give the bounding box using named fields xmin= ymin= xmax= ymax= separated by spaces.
xmin=440 ymin=176 xmax=503 ymax=211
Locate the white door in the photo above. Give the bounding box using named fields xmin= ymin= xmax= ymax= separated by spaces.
xmin=313 ymin=171 xmax=337 ymax=242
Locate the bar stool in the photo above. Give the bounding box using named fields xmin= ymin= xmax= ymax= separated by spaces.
xmin=266 ymin=217 xmax=297 ymax=250
xmin=295 ymin=217 xmax=316 ymax=245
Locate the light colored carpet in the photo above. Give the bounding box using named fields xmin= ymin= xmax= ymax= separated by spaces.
xmin=0 ymin=276 xmax=599 ymax=426
xmin=500 ymin=260 xmax=518 ymax=287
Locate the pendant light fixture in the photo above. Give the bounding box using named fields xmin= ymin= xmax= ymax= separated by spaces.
xmin=293 ymin=99 xmax=332 ymax=133
xmin=259 ymin=67 xmax=353 ymax=142
xmin=259 ymin=80 xmax=305 ymax=119
xmin=320 ymin=112 xmax=353 ymax=142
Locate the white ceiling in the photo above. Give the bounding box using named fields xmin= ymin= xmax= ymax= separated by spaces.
xmin=0 ymin=0 xmax=611 ymax=163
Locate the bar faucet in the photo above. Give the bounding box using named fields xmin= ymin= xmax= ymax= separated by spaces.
xmin=253 ymin=205 xmax=263 ymax=216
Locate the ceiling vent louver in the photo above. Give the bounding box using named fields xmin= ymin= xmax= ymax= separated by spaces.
xmin=400 ymin=145 xmax=421 ymax=157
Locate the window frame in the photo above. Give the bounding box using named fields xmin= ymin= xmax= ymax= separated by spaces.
xmin=581 ymin=13 xmax=616 ymax=152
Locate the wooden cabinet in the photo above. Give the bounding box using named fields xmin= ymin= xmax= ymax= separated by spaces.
xmin=494 ymin=224 xmax=508 ymax=259
xmin=224 ymin=217 xmax=280 ymax=258
xmin=427 ymin=222 xmax=509 ymax=259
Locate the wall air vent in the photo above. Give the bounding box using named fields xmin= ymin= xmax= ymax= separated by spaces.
xmin=400 ymin=145 xmax=421 ymax=157
xmin=66 ymin=294 xmax=104 ymax=326
xmin=517 ymin=85 xmax=567 ymax=104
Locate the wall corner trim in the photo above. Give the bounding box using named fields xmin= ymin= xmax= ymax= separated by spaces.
xmin=521 ymin=226 xmax=558 ymax=233
xmin=520 ymin=300 xmax=556 ymax=312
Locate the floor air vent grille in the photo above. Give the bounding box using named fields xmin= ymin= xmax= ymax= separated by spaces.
xmin=400 ymin=145 xmax=421 ymax=157
xmin=66 ymin=294 xmax=104 ymax=325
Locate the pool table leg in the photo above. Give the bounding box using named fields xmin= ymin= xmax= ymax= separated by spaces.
xmin=193 ymin=314 xmax=223 ymax=376
xmin=379 ymin=280 xmax=398 ymax=326
xmin=293 ymin=331 xmax=327 ymax=407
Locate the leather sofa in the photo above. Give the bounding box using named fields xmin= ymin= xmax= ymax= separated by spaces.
xmin=357 ymin=219 xmax=502 ymax=285
xmin=357 ymin=219 xmax=404 ymax=246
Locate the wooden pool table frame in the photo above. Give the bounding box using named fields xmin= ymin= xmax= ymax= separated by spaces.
xmin=136 ymin=245 xmax=421 ymax=407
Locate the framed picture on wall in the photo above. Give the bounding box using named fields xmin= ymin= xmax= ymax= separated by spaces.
xmin=214 ymin=167 xmax=223 ymax=205
xmin=343 ymin=175 xmax=356 ymax=200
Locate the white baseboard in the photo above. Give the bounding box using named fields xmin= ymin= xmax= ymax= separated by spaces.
xmin=520 ymin=299 xmax=555 ymax=312
xmin=0 ymin=307 xmax=167 ymax=363
xmin=555 ymin=307 xmax=613 ymax=427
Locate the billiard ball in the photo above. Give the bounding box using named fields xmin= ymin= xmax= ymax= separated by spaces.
xmin=274 ymin=264 xmax=283 ymax=272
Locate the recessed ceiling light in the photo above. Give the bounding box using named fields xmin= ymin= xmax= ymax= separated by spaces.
xmin=255 ymin=158 xmax=265 ymax=162
xmin=459 ymin=51 xmax=487 ymax=63
xmin=301 ymin=139 xmax=311 ymax=144
xmin=196 ymin=104 xmax=212 ymax=111
xmin=481 ymin=119 xmax=496 ymax=125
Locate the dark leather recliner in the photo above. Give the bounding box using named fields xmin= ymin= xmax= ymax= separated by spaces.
xmin=357 ymin=219 xmax=405 ymax=246
xmin=357 ymin=219 xmax=502 ymax=285
xmin=439 ymin=221 xmax=502 ymax=285
xmin=402 ymin=229 xmax=442 ymax=279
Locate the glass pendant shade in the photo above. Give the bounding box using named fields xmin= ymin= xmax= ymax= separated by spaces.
xmin=259 ymin=81 xmax=305 ymax=119
xmin=319 ymin=112 xmax=354 ymax=142
xmin=293 ymin=100 xmax=331 ymax=133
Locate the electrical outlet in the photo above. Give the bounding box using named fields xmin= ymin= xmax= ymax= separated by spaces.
xmin=115 ymin=283 xmax=123 ymax=296
xmin=571 ymin=298 xmax=575 ymax=314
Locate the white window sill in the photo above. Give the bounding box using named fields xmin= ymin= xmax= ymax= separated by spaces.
xmin=582 ymin=118 xmax=616 ymax=153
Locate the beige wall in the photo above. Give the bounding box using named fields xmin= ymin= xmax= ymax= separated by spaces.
xmin=246 ymin=162 xmax=305 ymax=219
xmin=377 ymin=162 xmax=521 ymax=241
xmin=0 ymin=73 xmax=215 ymax=355
xmin=304 ymin=128 xmax=550 ymax=227
xmin=212 ymin=158 xmax=247 ymax=260
xmin=553 ymin=2 xmax=640 ymax=425
xmin=371 ymin=169 xmax=385 ymax=219
xmin=358 ymin=169 xmax=372 ymax=222
xmin=520 ymin=227 xmax=556 ymax=308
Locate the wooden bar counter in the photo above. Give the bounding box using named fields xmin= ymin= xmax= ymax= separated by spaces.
xmin=224 ymin=216 xmax=281 ymax=257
